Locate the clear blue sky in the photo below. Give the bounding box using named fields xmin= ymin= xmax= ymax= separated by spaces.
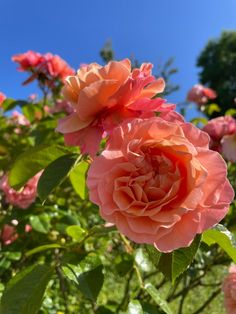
xmin=1 ymin=0 xmax=236 ymax=117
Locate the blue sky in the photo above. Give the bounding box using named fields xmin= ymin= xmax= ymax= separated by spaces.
xmin=0 ymin=0 xmax=236 ymax=117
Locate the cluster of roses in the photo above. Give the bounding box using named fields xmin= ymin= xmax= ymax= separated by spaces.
xmin=187 ymin=84 xmax=236 ymax=162
xmin=12 ymin=50 xmax=74 ymax=87
xmin=56 ymin=59 xmax=234 ymax=253
xmin=203 ymin=116 xmax=236 ymax=162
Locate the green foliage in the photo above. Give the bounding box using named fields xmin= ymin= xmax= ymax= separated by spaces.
xmin=9 ymin=145 xmax=69 ymax=189
xmin=115 ymin=253 xmax=134 ymax=277
xmin=197 ymin=31 xmax=236 ymax=117
xmin=37 ymin=154 xmax=79 ymax=202
xmin=145 ymin=283 xmax=173 ymax=314
xmin=0 ymin=264 xmax=53 ymax=314
xmin=66 ymin=225 xmax=87 ymax=242
xmin=127 ymin=300 xmax=143 ymax=314
xmin=100 ymin=40 xmax=114 ymax=63
xmin=63 ymin=254 xmax=104 ymax=301
xmin=157 ymin=236 xmax=201 ymax=283
xmin=30 ymin=214 xmax=51 ymax=234
xmin=69 ymin=160 xmax=88 ymax=200
xmin=1 ymin=98 xmax=28 ymax=112
xmin=202 ymin=224 xmax=236 ymax=262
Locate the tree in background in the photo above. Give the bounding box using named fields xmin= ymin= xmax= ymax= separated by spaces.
xmin=197 ymin=31 xmax=236 ymax=118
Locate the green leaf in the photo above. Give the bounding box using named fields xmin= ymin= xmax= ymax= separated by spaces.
xmin=190 ymin=117 xmax=208 ymax=127
xmin=127 ymin=300 xmax=143 ymax=314
xmin=62 ymin=264 xmax=82 ymax=285
xmin=26 ymin=244 xmax=63 ymax=257
xmin=70 ymin=160 xmax=89 ymax=200
xmin=158 ymin=253 xmax=172 ymax=280
xmin=158 ymin=236 xmax=201 ymax=282
xmin=145 ymin=245 xmax=161 ymax=268
xmin=135 ymin=248 xmax=152 ymax=272
xmin=204 ymin=103 xmax=221 ymax=115
xmin=171 ymin=235 xmax=201 ymax=283
xmin=0 ymin=264 xmax=53 ymax=314
xmin=22 ymin=103 xmax=42 ymax=123
xmin=66 ymin=225 xmax=87 ymax=242
xmin=4 ymin=252 xmax=22 ymax=261
xmin=141 ymin=302 xmax=162 ymax=314
xmin=37 ymin=154 xmax=79 ymax=202
xmin=96 ymin=305 xmax=114 ymax=314
xmin=1 ymin=98 xmax=28 ymax=112
xmin=225 ymin=109 xmax=236 ymax=116
xmin=9 ymin=145 xmax=69 ymax=190
xmin=202 ymin=224 xmax=236 ymax=262
xmin=63 ymin=254 xmax=104 ymax=301
xmin=29 ymin=214 xmax=51 ymax=234
xmin=77 ymin=265 xmax=104 ymax=301
xmin=115 ymin=253 xmax=133 ymax=277
xmin=145 ymin=283 xmax=173 ymax=314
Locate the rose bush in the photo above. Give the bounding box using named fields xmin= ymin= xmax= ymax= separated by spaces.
xmin=0 ymin=49 xmax=236 ymax=314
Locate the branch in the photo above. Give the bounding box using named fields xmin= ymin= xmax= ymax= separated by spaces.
xmin=192 ymin=288 xmax=221 ymax=314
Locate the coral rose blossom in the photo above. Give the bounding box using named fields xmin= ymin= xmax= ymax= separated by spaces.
xmin=0 ymin=173 xmax=41 ymax=209
xmin=57 ymin=59 xmax=171 ymax=155
xmin=87 ymin=117 xmax=234 ymax=252
xmin=12 ymin=50 xmax=43 ymax=71
xmin=0 ymin=92 xmax=6 ymax=106
xmin=43 ymin=53 xmax=75 ymax=80
xmin=187 ymin=84 xmax=217 ymax=106
xmin=222 ymin=265 xmax=236 ymax=314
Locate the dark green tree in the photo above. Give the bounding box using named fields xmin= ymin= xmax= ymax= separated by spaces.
xmin=197 ymin=31 xmax=236 ymax=117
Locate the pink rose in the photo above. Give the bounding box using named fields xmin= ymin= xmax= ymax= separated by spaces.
xmin=203 ymin=116 xmax=236 ymax=141
xmin=57 ymin=59 xmax=172 ymax=155
xmin=187 ymin=84 xmax=217 ymax=106
xmin=50 ymin=100 xmax=74 ymax=115
xmin=12 ymin=50 xmax=74 ymax=86
xmin=0 ymin=172 xmax=41 ymax=209
xmin=0 ymin=223 xmax=32 ymax=246
xmin=28 ymin=94 xmax=37 ymax=101
xmin=43 ymin=53 xmax=75 ymax=80
xmin=203 ymin=116 xmax=236 ymax=154
xmin=1 ymin=224 xmax=18 ymax=245
xmin=12 ymin=50 xmax=43 ymax=71
xmin=87 ymin=116 xmax=234 ymax=252
xmin=11 ymin=111 xmax=30 ymax=126
xmin=0 ymin=92 xmax=6 ymax=106
xmin=223 ymin=265 xmax=236 ymax=314
xmin=221 ymin=133 xmax=236 ymax=162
